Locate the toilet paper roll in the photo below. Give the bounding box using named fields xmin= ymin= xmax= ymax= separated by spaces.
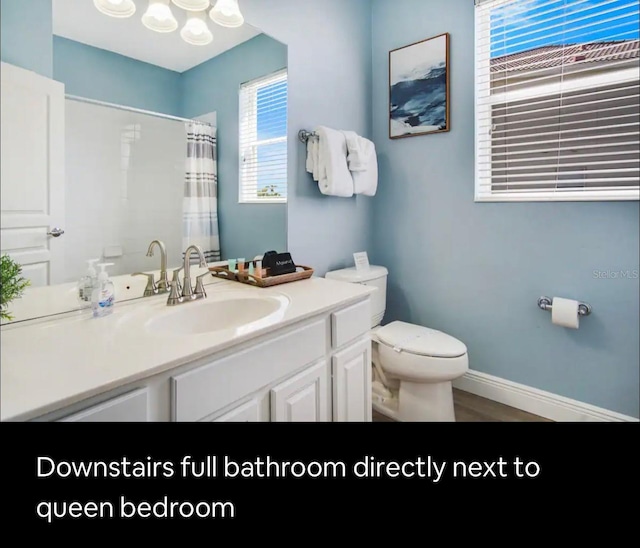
xmin=551 ymin=297 xmax=580 ymax=329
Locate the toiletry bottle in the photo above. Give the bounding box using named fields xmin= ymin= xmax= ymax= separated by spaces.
xmin=78 ymin=259 xmax=100 ymax=302
xmin=91 ymin=263 xmax=116 ymax=318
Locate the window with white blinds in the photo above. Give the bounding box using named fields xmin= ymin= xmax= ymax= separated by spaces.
xmin=475 ymin=0 xmax=640 ymax=202
xmin=239 ymin=69 xmax=288 ymax=204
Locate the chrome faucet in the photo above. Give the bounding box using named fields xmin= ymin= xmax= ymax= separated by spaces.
xmin=167 ymin=245 xmax=208 ymax=306
xmin=146 ymin=240 xmax=170 ymax=293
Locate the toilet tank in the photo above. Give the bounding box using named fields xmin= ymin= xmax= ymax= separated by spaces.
xmin=325 ymin=266 xmax=388 ymax=328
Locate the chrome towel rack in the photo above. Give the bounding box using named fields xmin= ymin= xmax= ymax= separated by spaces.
xmin=537 ymin=296 xmax=592 ymax=316
xmin=298 ymin=129 xmax=318 ymax=143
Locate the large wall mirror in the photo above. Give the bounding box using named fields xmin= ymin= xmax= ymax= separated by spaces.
xmin=1 ymin=0 xmax=288 ymax=323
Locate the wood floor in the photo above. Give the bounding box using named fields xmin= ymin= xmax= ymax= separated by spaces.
xmin=372 ymin=389 xmax=550 ymax=422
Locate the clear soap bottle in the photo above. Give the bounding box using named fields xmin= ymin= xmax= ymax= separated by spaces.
xmin=78 ymin=259 xmax=100 ymax=303
xmin=91 ymin=263 xmax=116 ymax=318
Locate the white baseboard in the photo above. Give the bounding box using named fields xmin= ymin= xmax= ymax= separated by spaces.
xmin=453 ymin=370 xmax=639 ymax=423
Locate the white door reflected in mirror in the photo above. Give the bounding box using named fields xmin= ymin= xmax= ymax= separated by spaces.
xmin=0 ymin=62 xmax=66 ymax=288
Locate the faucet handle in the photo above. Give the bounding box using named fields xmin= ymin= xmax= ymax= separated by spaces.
xmin=195 ymin=272 xmax=211 ymax=299
xmin=132 ymin=272 xmax=158 ymax=297
xmin=167 ymin=280 xmax=183 ymax=306
xmin=171 ymin=266 xmax=184 ymax=293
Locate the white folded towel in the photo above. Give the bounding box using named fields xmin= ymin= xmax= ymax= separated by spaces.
xmin=352 ymin=146 xmax=378 ymax=196
xmin=305 ymin=136 xmax=320 ymax=182
xmin=342 ymin=131 xmax=368 ymax=172
xmin=316 ymin=126 xmax=354 ymax=197
xmin=342 ymin=131 xmax=378 ymax=196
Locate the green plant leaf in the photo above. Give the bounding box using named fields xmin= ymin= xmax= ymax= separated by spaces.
xmin=1 ymin=254 xmax=31 ymax=321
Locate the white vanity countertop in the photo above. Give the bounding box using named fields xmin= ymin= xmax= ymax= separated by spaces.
xmin=0 ymin=263 xmax=228 ymax=325
xmin=0 ymin=276 xmax=373 ymax=421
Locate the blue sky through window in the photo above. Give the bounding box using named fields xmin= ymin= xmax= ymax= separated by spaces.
xmin=257 ymin=79 xmax=287 ymax=141
xmin=255 ymin=77 xmax=287 ymax=196
xmin=490 ymin=0 xmax=640 ymax=58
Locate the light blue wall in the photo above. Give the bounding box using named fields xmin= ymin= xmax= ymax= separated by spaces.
xmin=53 ymin=36 xmax=182 ymax=116
xmin=371 ymin=0 xmax=640 ymax=417
xmin=181 ymin=34 xmax=288 ymax=260
xmin=241 ymin=0 xmax=373 ymax=274
xmin=0 ymin=0 xmax=53 ymax=77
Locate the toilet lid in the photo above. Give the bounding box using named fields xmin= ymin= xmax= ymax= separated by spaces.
xmin=376 ymin=321 xmax=467 ymax=358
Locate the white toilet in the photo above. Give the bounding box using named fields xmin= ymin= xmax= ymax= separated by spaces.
xmin=325 ymin=266 xmax=469 ymax=422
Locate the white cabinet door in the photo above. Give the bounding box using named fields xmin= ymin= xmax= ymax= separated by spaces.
xmin=271 ymin=361 xmax=329 ymax=422
xmin=0 ymin=62 xmax=65 ymax=286
xmin=58 ymin=389 xmax=149 ymax=422
xmin=171 ymin=319 xmax=326 ymax=422
xmin=212 ymin=399 xmax=261 ymax=422
xmin=332 ymin=338 xmax=372 ymax=422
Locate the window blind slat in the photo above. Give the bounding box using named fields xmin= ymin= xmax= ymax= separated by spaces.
xmin=479 ymin=3 xmax=639 ymax=48
xmin=488 ymin=159 xmax=640 ymax=171
xmin=481 ymin=150 xmax=640 ymax=162
xmin=479 ymin=83 xmax=639 ymax=111
xmin=488 ymin=141 xmax=640 ymax=157
xmin=475 ymin=0 xmax=640 ymax=202
xmin=489 ymin=104 xmax=639 ymax=128
xmin=480 ymin=58 xmax=640 ymax=93
xmin=482 ymin=38 xmax=639 ymax=69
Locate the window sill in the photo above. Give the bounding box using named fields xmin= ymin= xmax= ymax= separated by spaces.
xmin=239 ymin=199 xmax=287 ymax=205
xmin=474 ymin=190 xmax=640 ymax=203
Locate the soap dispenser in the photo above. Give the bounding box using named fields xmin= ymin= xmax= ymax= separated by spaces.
xmin=78 ymin=259 xmax=100 ymax=302
xmin=91 ymin=263 xmax=116 ymax=318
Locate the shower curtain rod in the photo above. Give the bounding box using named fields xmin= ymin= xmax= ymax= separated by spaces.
xmin=65 ymin=94 xmax=214 ymax=127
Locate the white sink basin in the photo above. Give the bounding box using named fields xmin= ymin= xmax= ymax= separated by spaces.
xmin=145 ymin=293 xmax=289 ymax=336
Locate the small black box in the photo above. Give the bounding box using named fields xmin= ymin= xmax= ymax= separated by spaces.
xmin=262 ymin=251 xmax=297 ymax=276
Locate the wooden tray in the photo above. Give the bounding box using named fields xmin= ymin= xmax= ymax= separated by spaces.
xmin=208 ymin=265 xmax=314 ymax=288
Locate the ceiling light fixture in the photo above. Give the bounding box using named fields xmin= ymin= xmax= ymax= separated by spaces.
xmin=209 ymin=0 xmax=245 ymax=28
xmin=142 ymin=0 xmax=179 ymax=33
xmin=93 ymin=0 xmax=137 ymax=18
xmin=181 ymin=11 xmax=214 ymax=46
xmin=171 ymin=0 xmax=210 ymax=11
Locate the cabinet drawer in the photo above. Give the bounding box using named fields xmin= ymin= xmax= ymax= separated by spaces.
xmin=331 ymin=299 xmax=370 ymax=349
xmin=172 ymin=319 xmax=326 ymax=421
xmin=58 ymin=388 xmax=149 ymax=422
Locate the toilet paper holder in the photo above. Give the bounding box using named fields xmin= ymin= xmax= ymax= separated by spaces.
xmin=538 ymin=296 xmax=592 ymax=317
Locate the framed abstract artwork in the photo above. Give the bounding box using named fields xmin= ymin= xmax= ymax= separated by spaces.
xmin=389 ymin=32 xmax=450 ymax=139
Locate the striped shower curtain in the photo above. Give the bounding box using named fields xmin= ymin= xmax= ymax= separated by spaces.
xmin=183 ymin=122 xmax=221 ymax=264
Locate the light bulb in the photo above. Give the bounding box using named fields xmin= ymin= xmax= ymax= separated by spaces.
xmin=209 ymin=0 xmax=245 ymax=28
xmin=171 ymin=0 xmax=210 ymax=11
xmin=142 ymin=0 xmax=178 ymax=33
xmin=93 ymin=0 xmax=136 ymax=18
xmin=181 ymin=11 xmax=213 ymax=46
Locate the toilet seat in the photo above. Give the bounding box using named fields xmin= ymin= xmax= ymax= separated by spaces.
xmin=373 ymin=321 xmax=469 ymax=384
xmin=376 ymin=321 xmax=467 ymax=358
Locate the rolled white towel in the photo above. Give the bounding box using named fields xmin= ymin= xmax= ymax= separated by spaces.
xmin=306 ymin=136 xmax=319 ymax=182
